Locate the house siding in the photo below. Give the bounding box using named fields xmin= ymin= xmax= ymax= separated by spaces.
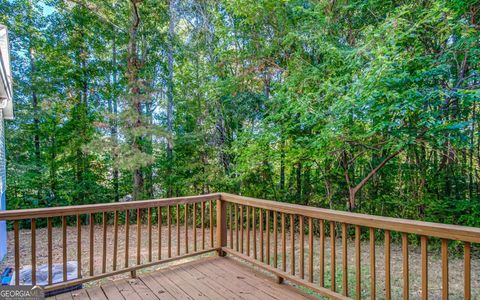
xmin=0 ymin=109 xmax=6 ymax=260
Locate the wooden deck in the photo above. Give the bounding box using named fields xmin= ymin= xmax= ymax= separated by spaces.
xmin=49 ymin=256 xmax=316 ymax=300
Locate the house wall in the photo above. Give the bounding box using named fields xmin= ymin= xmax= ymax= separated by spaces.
xmin=0 ymin=109 xmax=6 ymax=260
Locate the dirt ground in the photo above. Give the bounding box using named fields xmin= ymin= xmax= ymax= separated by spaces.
xmin=1 ymin=224 xmax=478 ymax=299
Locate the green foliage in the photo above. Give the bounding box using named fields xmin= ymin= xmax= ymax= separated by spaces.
xmin=1 ymin=0 xmax=479 ymax=226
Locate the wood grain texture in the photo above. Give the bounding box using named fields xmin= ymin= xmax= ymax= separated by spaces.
xmin=167 ymin=206 xmax=171 ymax=258
xmin=148 ymin=207 xmax=152 ymax=261
xmin=14 ymin=220 xmax=19 ymax=285
xmin=266 ymin=209 xmax=270 ymax=264
xmin=48 ymin=217 xmax=53 ymax=285
xmin=370 ymin=227 xmax=375 ymax=300
xmin=330 ymin=221 xmax=335 ymax=292
xmin=299 ymin=216 xmax=304 ymax=279
xmin=125 ymin=209 xmax=130 ymax=267
xmin=193 ymin=203 xmax=197 ymax=252
xmin=282 ymin=212 xmax=286 ymax=272
xmin=421 ymin=235 xmax=427 ymax=300
xmin=112 ymin=211 xmax=118 ymax=270
xmin=308 ymin=217 xmax=313 ymax=283
xmin=210 ymin=200 xmax=214 ymax=248
xmin=464 ymin=242 xmax=471 ymax=300
xmin=220 ymin=193 xmax=480 ymax=243
xmin=185 ymin=203 xmax=189 ymax=254
xmin=31 ymin=218 xmax=36 ymax=285
xmin=290 ymin=214 xmax=295 ymax=276
xmin=260 ymin=208 xmax=264 ymax=262
xmin=320 ymin=219 xmax=325 ymax=288
xmin=403 ymin=233 xmax=409 ymax=300
xmin=241 ymin=205 xmax=244 ymax=254
xmin=274 ymin=211 xmax=278 ymax=269
xmin=442 ymin=239 xmax=449 ymax=300
xmin=137 ymin=208 xmax=142 ymax=265
xmin=157 ymin=207 xmax=161 ymax=260
xmin=342 ymin=223 xmax=347 ymax=297
xmin=385 ymin=230 xmax=391 ymax=300
xmin=102 ymin=212 xmax=107 ymax=272
xmin=0 ymin=194 xmax=221 ymax=221
xmin=355 ymin=225 xmax=360 ymax=300
xmin=63 ymin=215 xmax=68 ymax=281
xmin=247 ymin=206 xmax=250 ymax=256
xmin=89 ymin=213 xmax=94 ymax=276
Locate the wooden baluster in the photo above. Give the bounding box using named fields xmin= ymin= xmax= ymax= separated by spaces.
xmin=63 ymin=216 xmax=67 ymax=281
xmin=31 ymin=219 xmax=37 ymax=285
xmin=48 ymin=217 xmax=53 ymax=285
xmin=342 ymin=223 xmax=348 ymax=296
xmin=308 ymin=217 xmax=313 ymax=283
xmin=113 ymin=211 xmax=118 ymax=271
xmin=235 ymin=203 xmax=239 ymax=251
xmin=158 ymin=207 xmax=162 ymax=260
xmin=253 ymin=208 xmax=257 ymax=259
xmin=125 ymin=210 xmax=130 ymax=268
xmin=421 ymin=236 xmax=427 ymax=300
xmin=229 ymin=203 xmax=233 ymax=249
xmin=210 ymin=200 xmax=214 ymax=248
xmin=185 ymin=203 xmax=189 ymax=254
xmin=442 ymin=239 xmax=448 ymax=300
xmin=300 ymin=216 xmax=304 ymax=279
xmin=216 ymin=197 xmax=227 ymax=254
xmin=14 ymin=221 xmax=20 ymax=285
xmin=176 ymin=204 xmax=180 ymax=256
xmin=274 ymin=211 xmax=278 ymax=268
xmin=167 ymin=206 xmax=172 ymax=258
xmin=137 ymin=208 xmax=142 ymax=265
xmin=260 ymin=209 xmax=264 ymax=262
xmin=246 ymin=206 xmax=250 ymax=256
xmin=266 ymin=210 xmax=270 ymax=265
xmin=402 ymin=233 xmax=409 ymax=300
xmin=355 ymin=225 xmax=360 ymax=299
xmin=385 ymin=230 xmax=391 ymax=300
xmin=148 ymin=208 xmax=152 ymax=262
xmin=464 ymin=242 xmax=471 ymax=300
xmin=240 ymin=205 xmax=244 ymax=254
xmin=201 ymin=201 xmax=205 ymax=250
xmin=193 ymin=203 xmax=197 ymax=252
xmin=102 ymin=212 xmax=107 ymax=273
xmin=320 ymin=219 xmax=325 ymax=287
xmin=290 ymin=214 xmax=295 ymax=276
xmin=282 ymin=213 xmax=286 ymax=273
xmin=370 ymin=227 xmax=375 ymax=300
xmin=330 ymin=222 xmax=335 ymax=292
xmin=89 ymin=213 xmax=94 ymax=276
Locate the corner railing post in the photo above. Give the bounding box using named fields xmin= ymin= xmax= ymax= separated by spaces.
xmin=216 ymin=194 xmax=227 ymax=256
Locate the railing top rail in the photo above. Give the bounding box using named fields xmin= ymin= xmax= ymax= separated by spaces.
xmin=0 ymin=193 xmax=220 ymax=221
xmin=2 ymin=192 xmax=478 ymax=243
xmin=220 ymin=193 xmax=480 ymax=243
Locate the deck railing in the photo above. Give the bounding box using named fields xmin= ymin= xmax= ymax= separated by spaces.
xmin=217 ymin=193 xmax=479 ymax=300
xmin=0 ymin=193 xmax=479 ymax=299
xmin=0 ymin=194 xmax=221 ymax=292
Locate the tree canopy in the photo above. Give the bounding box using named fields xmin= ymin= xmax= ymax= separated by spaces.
xmin=1 ymin=0 xmax=479 ymax=226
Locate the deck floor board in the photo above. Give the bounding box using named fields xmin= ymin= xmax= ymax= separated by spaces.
xmin=48 ymin=256 xmax=317 ymax=300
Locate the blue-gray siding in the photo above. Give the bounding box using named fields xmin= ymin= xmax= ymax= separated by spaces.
xmin=0 ymin=109 xmax=6 ymax=260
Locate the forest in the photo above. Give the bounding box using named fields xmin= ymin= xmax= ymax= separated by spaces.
xmin=0 ymin=0 xmax=479 ymax=226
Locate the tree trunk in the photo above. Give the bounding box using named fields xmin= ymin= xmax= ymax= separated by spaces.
xmin=29 ymin=46 xmax=40 ymax=163
xmin=166 ymin=0 xmax=175 ymax=197
xmin=128 ymin=0 xmax=144 ymax=200
xmin=111 ymin=33 xmax=120 ymax=202
xmin=345 ymin=149 xmax=403 ymax=210
xmin=279 ymin=138 xmax=285 ymax=192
